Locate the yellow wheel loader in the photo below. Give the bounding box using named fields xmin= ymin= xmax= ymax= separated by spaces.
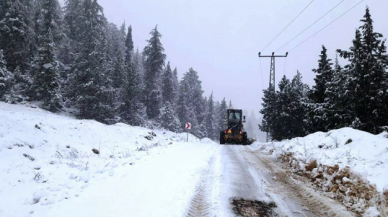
xmin=219 ymin=109 xmax=249 ymax=145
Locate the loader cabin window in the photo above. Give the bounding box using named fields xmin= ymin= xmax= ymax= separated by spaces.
xmin=228 ymin=111 xmax=241 ymax=123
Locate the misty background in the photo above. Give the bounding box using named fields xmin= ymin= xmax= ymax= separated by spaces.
xmin=74 ymin=0 xmax=388 ymax=141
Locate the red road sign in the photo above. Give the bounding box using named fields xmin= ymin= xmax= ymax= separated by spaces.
xmin=185 ymin=122 xmax=191 ymax=130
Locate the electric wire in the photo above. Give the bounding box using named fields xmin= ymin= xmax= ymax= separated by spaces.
xmin=275 ymin=0 xmax=345 ymax=52
xmin=283 ymin=58 xmax=287 ymax=76
xmin=289 ymin=0 xmax=365 ymax=52
xmin=260 ymin=0 xmax=315 ymax=52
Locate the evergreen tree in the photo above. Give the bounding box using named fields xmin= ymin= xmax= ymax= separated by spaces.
xmin=0 ymin=0 xmax=33 ymax=72
xmin=177 ymin=68 xmax=204 ymax=136
xmin=172 ymin=67 xmax=179 ymax=103
xmin=324 ymin=55 xmax=352 ymax=130
xmin=217 ymin=97 xmax=227 ymax=132
xmin=67 ymin=0 xmax=114 ymax=123
xmin=290 ymin=71 xmax=309 ymax=137
xmin=61 ymin=0 xmax=83 ymax=66
xmin=259 ymin=88 xmax=277 ymax=139
xmin=143 ymin=25 xmax=166 ymax=119
xmin=162 ymin=62 xmax=175 ymax=103
xmin=64 ymin=0 xmax=83 ymax=42
xmin=0 ymin=50 xmax=12 ymax=99
xmin=30 ymin=29 xmax=61 ymax=111
xmin=204 ymin=92 xmax=216 ymax=139
xmin=260 ymin=72 xmax=309 ymax=141
xmin=106 ymin=23 xmax=125 ymax=91
xmin=119 ymin=26 xmax=147 ymax=126
xmin=35 ymin=0 xmax=64 ymax=45
xmin=307 ymin=45 xmax=333 ymax=133
xmin=229 ymin=100 xmax=233 ymax=108
xmin=337 ymin=7 xmax=388 ymax=133
xmin=120 ymin=21 xmax=126 ymax=36
xmin=126 ymin=26 xmax=134 ymax=52
xmin=158 ymin=101 xmax=180 ymax=132
xmin=176 ymin=88 xmax=187 ymax=132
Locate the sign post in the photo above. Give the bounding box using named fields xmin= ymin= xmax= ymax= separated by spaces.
xmin=185 ymin=122 xmax=191 ymax=142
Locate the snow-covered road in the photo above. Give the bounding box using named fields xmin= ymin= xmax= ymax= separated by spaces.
xmin=186 ymin=145 xmax=355 ymax=217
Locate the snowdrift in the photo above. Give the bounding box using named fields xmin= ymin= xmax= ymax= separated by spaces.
xmin=254 ymin=128 xmax=388 ymax=216
xmin=0 ymin=102 xmax=216 ymax=217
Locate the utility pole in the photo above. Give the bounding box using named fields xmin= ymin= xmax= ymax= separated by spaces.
xmin=258 ymin=52 xmax=288 ymax=142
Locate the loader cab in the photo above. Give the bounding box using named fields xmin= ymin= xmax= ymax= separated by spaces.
xmin=227 ymin=109 xmax=243 ymax=129
xmin=220 ymin=109 xmax=249 ymax=145
xmin=228 ymin=110 xmax=241 ymax=123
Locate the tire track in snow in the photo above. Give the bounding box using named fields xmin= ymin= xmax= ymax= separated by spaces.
xmin=185 ymin=155 xmax=216 ymax=217
xmin=243 ymin=147 xmax=355 ymax=217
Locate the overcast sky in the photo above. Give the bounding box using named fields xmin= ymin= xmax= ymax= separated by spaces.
xmin=64 ymin=0 xmax=388 ymax=113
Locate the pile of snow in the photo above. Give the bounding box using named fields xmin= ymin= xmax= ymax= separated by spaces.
xmin=254 ymin=127 xmax=388 ymax=215
xmin=0 ymin=102 xmax=217 ymax=217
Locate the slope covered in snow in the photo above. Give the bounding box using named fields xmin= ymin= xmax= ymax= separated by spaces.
xmin=0 ymin=102 xmax=216 ymax=217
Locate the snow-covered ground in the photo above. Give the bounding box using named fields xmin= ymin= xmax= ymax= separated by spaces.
xmin=2 ymin=101 xmax=388 ymax=216
xmin=254 ymin=128 xmax=388 ymax=215
xmin=0 ymin=102 xmax=217 ymax=217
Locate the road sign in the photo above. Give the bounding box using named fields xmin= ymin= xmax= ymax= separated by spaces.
xmin=185 ymin=122 xmax=191 ymax=130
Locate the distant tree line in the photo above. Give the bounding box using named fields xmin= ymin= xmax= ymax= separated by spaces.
xmin=0 ymin=0 xmax=233 ymax=139
xmin=260 ymin=7 xmax=388 ymax=141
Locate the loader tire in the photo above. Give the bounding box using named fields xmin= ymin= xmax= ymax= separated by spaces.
xmin=220 ymin=131 xmax=225 ymax=144
xmin=242 ymin=132 xmax=248 ymax=145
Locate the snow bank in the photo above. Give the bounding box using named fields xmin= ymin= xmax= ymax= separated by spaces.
xmin=253 ymin=127 xmax=388 ymax=215
xmin=0 ymin=102 xmax=217 ymax=217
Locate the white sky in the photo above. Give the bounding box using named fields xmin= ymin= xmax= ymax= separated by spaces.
xmin=63 ymin=0 xmax=388 ymax=112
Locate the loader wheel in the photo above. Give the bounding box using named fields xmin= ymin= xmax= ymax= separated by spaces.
xmin=220 ymin=131 xmax=225 ymax=144
xmin=242 ymin=132 xmax=248 ymax=145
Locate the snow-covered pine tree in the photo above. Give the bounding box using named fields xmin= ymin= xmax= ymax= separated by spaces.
xmin=272 ymin=75 xmax=293 ymax=140
xmin=30 ymin=0 xmax=63 ymax=111
xmin=204 ymin=92 xmax=217 ymax=139
xmin=143 ymin=26 xmax=166 ymax=119
xmin=126 ymin=25 xmax=134 ymax=52
xmin=30 ymin=29 xmax=61 ymax=111
xmin=172 ymin=67 xmax=179 ymax=104
xmin=176 ymin=88 xmax=187 ymax=131
xmin=64 ymin=0 xmax=83 ymax=42
xmin=324 ymin=55 xmax=352 ymax=130
xmin=158 ymin=101 xmax=180 ymax=132
xmin=229 ymin=100 xmax=233 ymax=108
xmin=307 ymin=45 xmax=333 ymax=133
xmin=197 ymin=96 xmax=208 ymax=138
xmin=0 ymin=50 xmax=12 ymax=100
xmin=66 ymin=0 xmax=114 ymax=123
xmin=259 ymin=87 xmax=277 ymax=140
xmin=162 ymin=62 xmax=175 ymax=104
xmin=35 ymin=0 xmax=64 ymax=45
xmin=120 ymin=21 xmax=126 ymax=37
xmin=338 ymin=7 xmax=388 ymax=133
xmin=61 ymin=0 xmax=84 ymax=65
xmin=217 ymin=97 xmax=227 ymax=132
xmin=289 ymin=71 xmax=309 ymax=137
xmin=0 ymin=0 xmax=33 ymax=72
xmin=260 ymin=72 xmax=309 ymax=141
xmin=107 ymin=23 xmax=125 ymax=90
xmin=119 ymin=26 xmax=147 ymax=126
xmin=178 ymin=68 xmax=204 ymax=137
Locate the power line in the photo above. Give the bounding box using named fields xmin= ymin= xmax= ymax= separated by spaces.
xmin=260 ymin=0 xmax=315 ymax=52
xmin=283 ymin=58 xmax=287 ymax=76
xmin=289 ymin=0 xmax=365 ymax=52
xmin=275 ymin=0 xmax=345 ymax=52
